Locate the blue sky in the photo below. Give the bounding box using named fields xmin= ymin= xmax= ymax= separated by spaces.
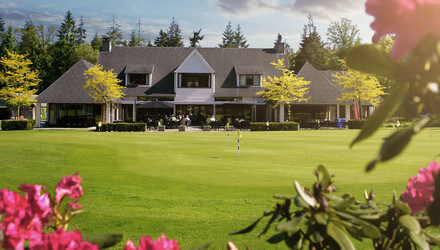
xmin=0 ymin=0 xmax=375 ymax=50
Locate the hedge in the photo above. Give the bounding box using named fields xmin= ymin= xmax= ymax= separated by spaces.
xmin=347 ymin=120 xmax=366 ymax=129
xmin=96 ymin=122 xmax=147 ymax=132
xmin=250 ymin=122 xmax=299 ymax=131
xmin=1 ymin=119 xmax=35 ymax=130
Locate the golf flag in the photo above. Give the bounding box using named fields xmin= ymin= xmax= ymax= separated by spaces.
xmin=238 ymin=130 xmax=242 ymax=138
xmin=237 ymin=130 xmax=242 ymax=157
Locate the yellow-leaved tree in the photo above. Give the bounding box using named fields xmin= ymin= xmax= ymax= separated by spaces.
xmin=83 ymin=64 xmax=124 ymax=121
xmin=0 ymin=50 xmax=40 ymax=118
xmin=257 ymin=59 xmax=310 ymax=121
xmin=332 ymin=60 xmax=386 ymax=118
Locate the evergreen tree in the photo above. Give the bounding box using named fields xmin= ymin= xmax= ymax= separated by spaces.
xmin=189 ymin=28 xmax=204 ymax=47
xmin=218 ymin=21 xmax=235 ymax=48
xmin=129 ymin=20 xmax=146 ymax=47
xmin=76 ymin=15 xmax=87 ymax=45
xmin=19 ymin=18 xmax=38 ymax=59
xmin=154 ymin=29 xmax=168 ymax=47
xmin=0 ymin=15 xmax=5 ymax=35
xmin=294 ymin=14 xmax=327 ymax=73
xmin=35 ymin=25 xmax=55 ymax=92
xmin=91 ymin=32 xmax=102 ymax=51
xmin=51 ymin=10 xmax=79 ymax=85
xmin=166 ymin=18 xmax=183 ymax=47
xmin=107 ymin=15 xmax=124 ymax=46
xmin=234 ymin=24 xmax=249 ymax=48
xmin=0 ymin=27 xmax=17 ymax=60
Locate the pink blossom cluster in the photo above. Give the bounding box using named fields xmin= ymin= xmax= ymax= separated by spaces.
xmin=402 ymin=161 xmax=440 ymax=213
xmin=366 ymin=0 xmax=440 ymax=61
xmin=55 ymin=173 xmax=84 ymax=210
xmin=125 ymin=233 xmax=179 ymax=250
xmin=30 ymin=228 xmax=98 ymax=250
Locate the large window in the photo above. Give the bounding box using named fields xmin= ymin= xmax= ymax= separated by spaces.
xmin=178 ymin=73 xmax=211 ymax=88
xmin=127 ymin=74 xmax=149 ymax=86
xmin=239 ymin=74 xmax=261 ymax=86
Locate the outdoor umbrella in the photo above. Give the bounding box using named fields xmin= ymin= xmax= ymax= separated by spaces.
xmin=137 ymin=100 xmax=174 ymax=109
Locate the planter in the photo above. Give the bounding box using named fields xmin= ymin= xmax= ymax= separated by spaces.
xmin=158 ymin=125 xmax=165 ymax=131
xmin=203 ymin=125 xmax=211 ymax=131
xmin=178 ymin=126 xmax=185 ymax=132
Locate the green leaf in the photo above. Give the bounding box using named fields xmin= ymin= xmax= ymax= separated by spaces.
xmin=394 ymin=200 xmax=412 ymax=214
xmin=357 ymin=220 xmax=381 ymax=239
xmin=314 ymin=212 xmax=329 ymax=225
xmin=186 ymin=242 xmax=213 ymax=250
xmin=327 ymin=223 xmax=355 ymax=250
xmin=312 ymin=225 xmax=327 ymax=243
xmin=284 ymin=232 xmax=301 ymax=249
xmin=229 ymin=217 xmax=262 ymax=235
xmin=346 ymin=44 xmax=398 ymax=77
xmin=422 ymin=229 xmax=440 ymax=246
xmin=294 ymin=195 xmax=309 ymax=208
xmin=334 ymin=195 xmax=356 ymax=210
xmin=350 ymin=82 xmax=409 ymax=148
xmin=294 ymin=180 xmax=317 ymax=207
xmin=83 ymin=233 xmax=123 ymax=249
xmin=317 ymin=165 xmax=331 ymax=187
xmin=266 ymin=232 xmax=285 ymax=244
xmin=408 ymin=231 xmax=429 ymax=250
xmin=259 ymin=210 xmax=281 ymax=237
xmin=399 ymin=214 xmax=421 ymax=234
xmin=276 ymin=214 xmax=305 ymax=236
xmin=367 ymin=117 xmax=431 ymax=172
xmin=273 ymin=194 xmax=296 ymax=200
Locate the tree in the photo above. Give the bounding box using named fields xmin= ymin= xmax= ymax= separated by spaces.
xmin=332 ymin=60 xmax=386 ymax=118
xmin=83 ymin=65 xmax=124 ymax=121
xmin=0 ymin=27 xmax=17 ymax=58
xmin=107 ymin=15 xmax=124 ymax=46
xmin=166 ymin=18 xmax=183 ymax=47
xmin=76 ymin=15 xmax=87 ymax=45
xmin=294 ymin=14 xmax=327 ymax=73
xmin=0 ymin=15 xmax=5 ymax=35
xmin=326 ymin=18 xmax=361 ymax=69
xmin=0 ymin=50 xmax=40 ymax=118
xmin=218 ymin=21 xmax=235 ymax=48
xmin=234 ymin=24 xmax=249 ymax=48
xmin=74 ymin=45 xmax=98 ymax=64
xmin=275 ymin=33 xmax=295 ymax=70
xmin=189 ymin=28 xmax=204 ymax=47
xmin=19 ymin=18 xmax=38 ymax=68
xmin=90 ymin=32 xmax=103 ymax=51
xmin=154 ymin=29 xmax=168 ymax=47
xmin=35 ymin=25 xmax=55 ymax=92
xmin=257 ymin=59 xmax=310 ymax=121
xmin=129 ymin=20 xmax=146 ymax=47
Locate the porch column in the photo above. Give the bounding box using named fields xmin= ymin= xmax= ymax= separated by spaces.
xmin=106 ymin=103 xmax=111 ymax=123
xmin=336 ymin=105 xmax=340 ymax=120
xmin=369 ymin=106 xmax=375 ymax=117
xmin=35 ymin=103 xmax=41 ymax=127
xmin=213 ymin=104 xmax=216 ymax=117
xmin=132 ymin=104 xmax=137 ymax=122
xmin=173 ymin=105 xmax=176 ymax=116
xmin=280 ymin=104 xmax=285 ymax=122
xmin=345 ymin=104 xmax=351 ymax=120
xmin=252 ymin=105 xmax=256 ymax=122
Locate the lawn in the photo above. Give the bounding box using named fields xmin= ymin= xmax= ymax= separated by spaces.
xmin=1 ymin=128 xmax=439 ymax=249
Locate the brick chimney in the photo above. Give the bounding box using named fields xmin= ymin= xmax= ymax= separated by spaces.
xmin=101 ymin=37 xmax=111 ymax=52
xmin=274 ymin=42 xmax=285 ymax=54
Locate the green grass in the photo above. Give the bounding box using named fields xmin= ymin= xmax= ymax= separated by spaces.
xmin=1 ymin=128 xmax=440 ymax=249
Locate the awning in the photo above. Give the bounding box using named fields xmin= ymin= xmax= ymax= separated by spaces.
xmin=124 ymin=64 xmax=154 ymax=74
xmin=234 ymin=65 xmax=264 ymax=75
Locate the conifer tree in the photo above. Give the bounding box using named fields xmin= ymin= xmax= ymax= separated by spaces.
xmin=234 ymin=24 xmax=249 ymax=48
xmin=218 ymin=21 xmax=235 ymax=48
xmin=189 ymin=28 xmax=204 ymax=47
xmin=0 ymin=27 xmax=17 ymax=64
xmin=91 ymin=32 xmax=102 ymax=51
xmin=0 ymin=15 xmax=5 ymax=35
xmin=129 ymin=20 xmax=146 ymax=47
xmin=166 ymin=18 xmax=183 ymax=47
xmin=76 ymin=15 xmax=87 ymax=45
xmin=107 ymin=15 xmax=124 ymax=46
xmin=154 ymin=29 xmax=168 ymax=47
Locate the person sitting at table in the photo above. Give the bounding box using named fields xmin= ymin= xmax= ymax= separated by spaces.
xmin=185 ymin=115 xmax=191 ymax=127
xmin=210 ymin=115 xmax=216 ymax=122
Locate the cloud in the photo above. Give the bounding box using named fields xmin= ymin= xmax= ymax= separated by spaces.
xmin=208 ymin=0 xmax=278 ymax=17
xmin=288 ymin=0 xmax=364 ymax=21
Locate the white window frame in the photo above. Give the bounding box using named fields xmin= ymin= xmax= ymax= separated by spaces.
xmin=125 ymin=73 xmax=151 ymax=86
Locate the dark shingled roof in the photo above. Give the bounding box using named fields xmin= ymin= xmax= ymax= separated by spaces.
xmin=37 ymin=60 xmax=97 ymax=103
xmin=234 ymin=65 xmax=264 ymax=75
xmin=124 ymin=64 xmax=154 ymax=74
xmin=297 ymin=62 xmax=351 ymax=105
xmin=97 ymin=47 xmax=287 ymax=98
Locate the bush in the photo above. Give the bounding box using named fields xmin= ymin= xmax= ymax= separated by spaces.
xmin=1 ymin=119 xmax=35 ymax=130
xmin=347 ymin=119 xmax=366 ymax=129
xmin=250 ymin=122 xmax=299 ymax=131
xmin=96 ymin=122 xmax=146 ymax=132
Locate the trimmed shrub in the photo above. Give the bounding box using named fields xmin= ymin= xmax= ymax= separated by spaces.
xmin=347 ymin=120 xmax=366 ymax=129
xmin=96 ymin=122 xmax=146 ymax=132
xmin=250 ymin=122 xmax=299 ymax=131
xmin=1 ymin=119 xmax=35 ymax=130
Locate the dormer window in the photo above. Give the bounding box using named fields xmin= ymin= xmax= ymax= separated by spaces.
xmin=127 ymin=74 xmax=149 ymax=86
xmin=178 ymin=73 xmax=211 ymax=88
xmin=239 ymin=74 xmax=260 ymax=86
xmin=124 ymin=64 xmax=154 ymax=86
xmin=234 ymin=65 xmax=263 ymax=87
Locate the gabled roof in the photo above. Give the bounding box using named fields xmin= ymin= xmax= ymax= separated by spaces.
xmin=37 ymin=60 xmax=97 ymax=103
xmin=98 ymin=47 xmax=287 ymax=98
xmin=234 ymin=65 xmax=264 ymax=75
xmin=125 ymin=64 xmax=154 ymax=74
xmin=297 ymin=62 xmax=350 ymax=105
xmin=175 ymin=49 xmax=214 ymax=73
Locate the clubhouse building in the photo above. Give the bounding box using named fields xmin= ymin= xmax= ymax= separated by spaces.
xmin=35 ymin=39 xmax=374 ymax=127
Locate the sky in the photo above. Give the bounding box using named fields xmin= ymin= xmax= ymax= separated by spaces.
xmin=0 ymin=0 xmax=375 ymax=50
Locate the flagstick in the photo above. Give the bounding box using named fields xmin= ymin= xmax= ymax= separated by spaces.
xmin=237 ymin=134 xmax=240 ymax=158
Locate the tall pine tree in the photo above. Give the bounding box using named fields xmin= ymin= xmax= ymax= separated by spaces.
xmin=294 ymin=14 xmax=327 ymax=73
xmin=166 ymin=18 xmax=183 ymax=47
xmin=218 ymin=21 xmax=235 ymax=48
xmin=234 ymin=24 xmax=249 ymax=48
xmin=129 ymin=20 xmax=146 ymax=47
xmin=107 ymin=15 xmax=124 ymax=46
xmin=91 ymin=32 xmax=102 ymax=51
xmin=189 ymin=28 xmax=204 ymax=47
xmin=76 ymin=15 xmax=87 ymax=45
xmin=154 ymin=29 xmax=168 ymax=47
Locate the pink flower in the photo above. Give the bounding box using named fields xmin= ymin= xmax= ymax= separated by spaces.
xmin=19 ymin=184 xmax=52 ymax=220
xmin=402 ymin=161 xmax=440 ymax=213
xmin=125 ymin=233 xmax=179 ymax=250
xmin=55 ymin=173 xmax=83 ymax=203
xmin=30 ymin=228 xmax=98 ymax=250
xmin=365 ymin=0 xmax=440 ymax=60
